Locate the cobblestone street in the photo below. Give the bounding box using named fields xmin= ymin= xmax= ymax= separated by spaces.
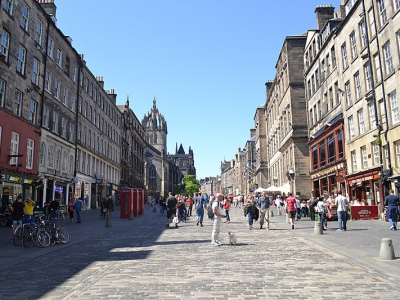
xmin=0 ymin=206 xmax=399 ymax=299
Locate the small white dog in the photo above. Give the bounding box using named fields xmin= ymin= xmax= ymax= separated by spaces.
xmin=228 ymin=231 xmax=237 ymax=246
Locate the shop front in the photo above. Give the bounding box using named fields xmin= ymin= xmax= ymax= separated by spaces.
xmin=109 ymin=183 xmax=120 ymax=206
xmin=74 ymin=174 xmax=92 ymax=209
xmin=310 ymin=162 xmax=346 ymax=197
xmin=345 ymin=168 xmax=382 ymax=207
xmin=0 ymin=171 xmax=39 ymax=204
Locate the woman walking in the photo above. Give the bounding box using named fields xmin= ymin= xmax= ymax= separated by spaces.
xmin=244 ymin=196 xmax=256 ymax=230
xmin=68 ymin=198 xmax=75 ymax=223
xmin=223 ymin=196 xmax=230 ymax=224
xmin=316 ymin=197 xmax=327 ymax=231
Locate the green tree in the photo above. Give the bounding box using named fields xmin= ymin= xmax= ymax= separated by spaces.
xmin=183 ymin=175 xmax=200 ymax=197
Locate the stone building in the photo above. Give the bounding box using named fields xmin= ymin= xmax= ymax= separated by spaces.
xmin=244 ymin=130 xmax=256 ymax=193
xmin=306 ymin=0 xmax=400 ymax=212
xmin=118 ymin=97 xmax=146 ymax=190
xmin=253 ymin=105 xmax=269 ymax=189
xmin=170 ymin=143 xmax=196 ymax=177
xmin=200 ymin=176 xmax=216 ymax=196
xmin=142 ymin=97 xmax=185 ymax=198
xmin=233 ymin=147 xmax=247 ymax=195
xmin=220 ymin=159 xmax=234 ymax=195
xmin=265 ymin=33 xmax=310 ymax=199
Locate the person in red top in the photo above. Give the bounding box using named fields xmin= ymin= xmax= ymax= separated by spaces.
xmin=186 ymin=197 xmax=193 ymax=216
xmin=286 ymin=192 xmax=297 ymax=230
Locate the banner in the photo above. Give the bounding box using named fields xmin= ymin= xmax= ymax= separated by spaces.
xmin=350 ymin=205 xmax=379 ymax=220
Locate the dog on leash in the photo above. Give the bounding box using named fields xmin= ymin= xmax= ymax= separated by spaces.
xmin=228 ymin=231 xmax=237 ymax=245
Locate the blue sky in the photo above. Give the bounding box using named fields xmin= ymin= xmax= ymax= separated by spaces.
xmin=56 ymin=0 xmax=331 ymax=179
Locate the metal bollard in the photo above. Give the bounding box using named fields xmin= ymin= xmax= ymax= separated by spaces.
xmin=269 ymin=210 xmax=274 ymax=218
xmin=128 ymin=211 xmax=134 ymax=220
xmin=314 ymin=221 xmax=323 ymax=235
xmin=379 ymin=238 xmax=395 ymax=260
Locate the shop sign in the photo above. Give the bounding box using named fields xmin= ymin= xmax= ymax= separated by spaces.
xmin=311 ymin=165 xmax=337 ymax=179
xmin=348 ymin=174 xmax=379 ymax=185
xmin=351 ymin=206 xmax=379 ymax=219
xmin=8 ymin=176 xmax=20 ymax=183
xmin=24 ymin=179 xmax=32 ymax=184
xmin=335 ymin=175 xmax=345 ymax=183
xmin=96 ymin=179 xmax=103 ymax=184
xmin=111 ymin=184 xmax=118 ymax=191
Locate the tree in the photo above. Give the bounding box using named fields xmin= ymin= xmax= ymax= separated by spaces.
xmin=183 ymin=175 xmax=200 ymax=197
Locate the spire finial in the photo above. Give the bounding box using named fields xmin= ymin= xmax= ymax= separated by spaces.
xmin=153 ymin=92 xmax=156 ymax=109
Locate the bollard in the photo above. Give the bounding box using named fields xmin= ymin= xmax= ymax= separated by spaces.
xmin=286 ymin=213 xmax=290 ymax=224
xmin=128 ymin=211 xmax=134 ymax=220
xmin=105 ymin=217 xmax=113 ymax=228
xmin=314 ymin=221 xmax=323 ymax=235
xmin=379 ymin=238 xmax=395 ymax=260
xmin=269 ymin=210 xmax=274 ymax=218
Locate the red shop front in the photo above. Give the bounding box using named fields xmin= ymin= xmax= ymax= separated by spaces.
xmin=345 ymin=169 xmax=382 ymax=206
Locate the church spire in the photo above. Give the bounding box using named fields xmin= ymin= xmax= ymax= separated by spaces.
xmin=153 ymin=94 xmax=156 ymax=110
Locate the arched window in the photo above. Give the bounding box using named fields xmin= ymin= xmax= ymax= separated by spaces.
xmin=39 ymin=142 xmax=45 ymax=165
xmin=149 ymin=165 xmax=156 ymax=185
xmin=48 ymin=146 xmax=54 ymax=168
xmin=62 ymin=151 xmax=67 ymax=172
xmin=154 ymin=134 xmax=157 ymax=143
xmin=56 ymin=150 xmax=61 ymax=170
xmin=69 ymin=155 xmax=74 ymax=174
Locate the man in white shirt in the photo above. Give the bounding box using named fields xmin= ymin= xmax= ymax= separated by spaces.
xmin=211 ymin=193 xmax=225 ymax=246
xmin=335 ymin=191 xmax=348 ymax=231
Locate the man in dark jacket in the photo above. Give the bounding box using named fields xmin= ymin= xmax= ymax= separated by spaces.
xmin=165 ymin=192 xmax=177 ymax=228
xmin=106 ymin=196 xmax=114 ymax=219
xmin=309 ymin=197 xmax=319 ymax=221
xmin=385 ymin=190 xmax=399 ymax=230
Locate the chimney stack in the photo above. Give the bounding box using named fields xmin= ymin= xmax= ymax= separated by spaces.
xmin=96 ymin=76 xmax=104 ymax=89
xmin=107 ymin=89 xmax=117 ymax=103
xmin=250 ymin=128 xmax=256 ymax=139
xmin=37 ymin=0 xmax=57 ymax=21
xmin=315 ymin=5 xmax=335 ymax=30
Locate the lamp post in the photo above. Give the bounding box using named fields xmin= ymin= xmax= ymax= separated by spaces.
xmin=288 ymin=168 xmax=295 ymax=195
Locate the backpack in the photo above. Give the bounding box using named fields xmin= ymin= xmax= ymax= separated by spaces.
xmin=207 ymin=202 xmax=214 ymax=219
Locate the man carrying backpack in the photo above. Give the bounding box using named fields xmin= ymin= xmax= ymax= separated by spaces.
xmin=211 ymin=193 xmax=225 ymax=246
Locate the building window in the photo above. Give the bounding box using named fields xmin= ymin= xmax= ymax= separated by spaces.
xmin=17 ymin=45 xmax=27 ymax=75
xmin=358 ymin=109 xmax=365 ymax=135
xmin=328 ymin=134 xmax=336 ymax=163
xmin=39 ymin=142 xmax=45 ymax=165
xmin=368 ymin=102 xmax=376 ymax=129
xmin=335 ymin=82 xmax=340 ymax=104
xmin=42 ymin=105 xmax=49 ymax=128
xmin=83 ymin=126 xmax=86 ymax=144
xmin=389 ymin=91 xmax=399 ymax=125
xmin=372 ymin=142 xmax=380 ymax=165
xmin=351 ymin=151 xmax=357 ymax=172
xmin=52 ymin=112 xmax=58 ymax=133
xmin=63 ymin=87 xmax=68 ymax=105
xmin=149 ymin=165 xmax=156 ymax=185
xmin=32 ymin=58 xmax=40 ymax=86
xmin=377 ymin=0 xmax=388 ymax=27
xmin=384 ymin=145 xmax=389 ymax=168
xmin=70 ymin=94 xmax=75 ymax=112
xmin=373 ymin=54 xmax=381 ymax=83
xmin=10 ymin=132 xmax=19 ymax=165
xmin=29 ymin=100 xmax=37 ymax=125
xmin=345 ymin=81 xmax=352 ymax=106
xmin=341 ymin=43 xmax=348 ymax=69
xmin=359 ymin=20 xmax=367 ymax=49
xmin=350 ymin=32 xmax=357 ymax=59
xmin=69 ymin=123 xmax=74 ymax=142
xmin=44 ymin=70 xmax=51 ymax=92
xmin=0 ymin=29 xmax=10 ymax=62
xmin=349 ymin=115 xmax=355 ymax=139
xmin=62 ymin=151 xmax=67 ymax=172
xmin=14 ymin=90 xmax=23 ymax=117
xmin=26 ymin=139 xmax=34 ymax=169
xmin=35 ymin=19 xmax=43 ymax=45
xmin=338 ymin=130 xmax=344 ymax=158
xmin=47 ymin=37 xmax=54 ymax=59
xmin=55 ymin=78 xmax=60 ymax=99
xmin=69 ymin=155 xmax=73 ymax=174
xmin=331 ymin=46 xmax=336 ymax=68
xmin=84 ymin=101 xmax=87 ymax=117
xmin=61 ymin=117 xmax=66 ymax=138
xmin=354 ymin=73 xmax=361 ymax=99
xmin=56 ymin=49 xmax=62 ymax=68
xmin=0 ymin=78 xmax=6 ymax=107
xmin=361 ymin=146 xmax=368 ymax=169
xmin=21 ymin=2 xmax=30 ymax=31
xmin=4 ymin=0 xmax=14 ymax=15
xmin=383 ymin=43 xmax=394 ymax=75
xmin=364 ymin=63 xmax=372 ymax=91
xmin=395 ymin=0 xmax=400 ymax=11
xmin=72 ymin=65 xmax=77 ymax=83
xmin=395 ymin=141 xmax=400 ymax=167
xmin=56 ymin=150 xmax=61 ymax=170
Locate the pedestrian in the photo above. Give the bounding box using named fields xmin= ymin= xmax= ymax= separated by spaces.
xmin=50 ymin=199 xmax=60 ymax=219
xmin=195 ymin=192 xmax=205 ymax=226
xmin=75 ymin=198 xmax=83 ymax=223
xmin=106 ymin=196 xmax=114 ymax=219
xmin=286 ymin=193 xmax=297 ymax=230
xmin=223 ymin=196 xmax=230 ymax=224
xmin=300 ymin=200 xmax=308 ymax=218
xmin=257 ymin=192 xmax=271 ymax=230
xmin=159 ymin=196 xmax=166 ymax=216
xmin=165 ymin=192 xmax=177 ymax=228
xmin=238 ymin=195 xmax=243 ymax=208
xmin=295 ymin=196 xmax=301 ymax=221
xmin=316 ymin=197 xmax=327 ymax=231
xmin=11 ymin=194 xmax=24 ymax=239
xmin=335 ymin=191 xmax=348 ymax=231
xmin=276 ymin=195 xmax=283 ymax=215
xmin=186 ymin=196 xmax=193 ymax=216
xmin=68 ymin=198 xmax=75 ymax=223
xmin=177 ymin=197 xmax=186 ymax=223
xmin=101 ymin=197 xmax=107 ymax=219
xmin=244 ymin=196 xmax=256 ymax=230
xmin=384 ymin=190 xmax=400 ymax=231
xmin=23 ymin=197 xmax=36 ymax=224
xmin=211 ymin=193 xmax=225 ymax=246
xmin=309 ymin=196 xmax=319 ymax=221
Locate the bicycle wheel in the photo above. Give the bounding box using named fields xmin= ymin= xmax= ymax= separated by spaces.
xmin=37 ymin=229 xmax=51 ymax=247
xmin=13 ymin=226 xmax=22 ymax=246
xmin=23 ymin=226 xmax=31 ymax=248
xmin=32 ymin=227 xmax=42 ymax=248
xmin=57 ymin=227 xmax=69 ymax=244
